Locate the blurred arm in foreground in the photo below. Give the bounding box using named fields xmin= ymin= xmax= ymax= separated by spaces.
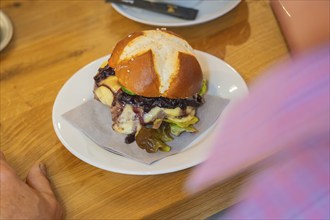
xmin=186 ymin=1 xmax=329 ymax=219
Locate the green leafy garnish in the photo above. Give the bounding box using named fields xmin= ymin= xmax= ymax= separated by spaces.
xmin=121 ymin=86 xmax=136 ymax=95
xmin=199 ymin=79 xmax=208 ymax=96
xmin=169 ymin=123 xmax=197 ymax=136
xmin=165 ymin=116 xmax=199 ymax=136
xmin=164 ymin=116 xmax=199 ymax=128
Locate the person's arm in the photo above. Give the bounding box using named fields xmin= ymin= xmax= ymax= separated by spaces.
xmin=0 ymin=151 xmax=63 ymax=219
xmin=270 ymin=0 xmax=329 ymax=55
xmin=185 ymin=46 xmax=329 ymax=193
xmin=185 ymin=0 xmax=330 ymax=195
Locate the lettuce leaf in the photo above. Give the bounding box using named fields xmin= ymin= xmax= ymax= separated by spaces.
xmin=165 ymin=116 xmax=199 ymax=136
xmin=199 ymin=79 xmax=208 ymax=96
xmin=169 ymin=123 xmax=197 ymax=136
xmin=165 ymin=116 xmax=199 ymax=128
xmin=121 ymin=86 xmax=136 ymax=95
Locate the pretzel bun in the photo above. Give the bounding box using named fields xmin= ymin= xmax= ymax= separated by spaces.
xmin=108 ymin=30 xmax=203 ymax=98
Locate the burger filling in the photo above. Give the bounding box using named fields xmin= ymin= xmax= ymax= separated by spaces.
xmin=94 ymin=64 xmax=206 ymax=153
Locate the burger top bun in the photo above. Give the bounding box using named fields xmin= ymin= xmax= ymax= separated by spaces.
xmin=109 ymin=30 xmax=203 ymax=98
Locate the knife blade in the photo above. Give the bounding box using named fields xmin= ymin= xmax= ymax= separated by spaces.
xmin=106 ymin=0 xmax=198 ymax=20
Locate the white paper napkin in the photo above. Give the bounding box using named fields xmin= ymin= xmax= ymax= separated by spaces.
xmin=62 ymin=95 xmax=229 ymax=164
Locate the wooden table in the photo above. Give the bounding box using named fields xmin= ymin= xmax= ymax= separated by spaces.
xmin=0 ymin=1 xmax=288 ymax=219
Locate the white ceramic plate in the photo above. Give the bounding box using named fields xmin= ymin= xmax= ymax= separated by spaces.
xmin=111 ymin=0 xmax=241 ymax=27
xmin=0 ymin=11 xmax=13 ymax=51
xmin=52 ymin=50 xmax=248 ymax=175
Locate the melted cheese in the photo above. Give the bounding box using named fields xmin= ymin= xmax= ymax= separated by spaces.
xmin=113 ymin=105 xmax=141 ymax=134
xmin=100 ymin=76 xmax=121 ymax=93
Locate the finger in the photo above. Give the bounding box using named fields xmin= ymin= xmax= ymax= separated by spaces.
xmin=26 ymin=162 xmax=55 ymax=196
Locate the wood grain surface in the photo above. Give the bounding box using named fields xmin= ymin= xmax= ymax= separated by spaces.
xmin=0 ymin=0 xmax=288 ymax=219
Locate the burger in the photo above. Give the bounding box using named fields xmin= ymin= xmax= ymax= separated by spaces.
xmin=93 ymin=29 xmax=207 ymax=153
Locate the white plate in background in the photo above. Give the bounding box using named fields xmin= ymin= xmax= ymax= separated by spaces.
xmin=52 ymin=50 xmax=248 ymax=175
xmin=111 ymin=0 xmax=241 ymax=27
xmin=0 ymin=11 xmax=13 ymax=51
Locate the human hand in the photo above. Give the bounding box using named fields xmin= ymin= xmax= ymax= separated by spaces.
xmin=0 ymin=151 xmax=63 ymax=219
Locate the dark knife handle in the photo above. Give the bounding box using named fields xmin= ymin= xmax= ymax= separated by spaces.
xmin=106 ymin=0 xmax=198 ymax=20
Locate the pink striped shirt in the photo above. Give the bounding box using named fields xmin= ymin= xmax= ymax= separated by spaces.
xmin=186 ymin=45 xmax=330 ymax=219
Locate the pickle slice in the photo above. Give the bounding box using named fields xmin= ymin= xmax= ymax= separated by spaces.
xmin=135 ymin=123 xmax=173 ymax=153
xmin=157 ymin=122 xmax=173 ymax=142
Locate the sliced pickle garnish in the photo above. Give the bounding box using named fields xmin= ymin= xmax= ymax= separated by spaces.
xmin=135 ymin=123 xmax=173 ymax=153
xmin=157 ymin=122 xmax=173 ymax=142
